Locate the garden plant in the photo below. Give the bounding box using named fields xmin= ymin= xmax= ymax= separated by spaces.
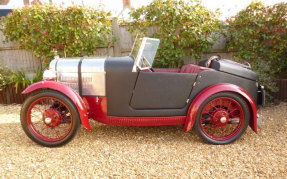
xmin=226 ymin=2 xmax=287 ymax=98
xmin=0 ymin=4 xmax=113 ymax=65
xmin=0 ymin=1 xmax=286 ymax=103
xmin=127 ymin=0 xmax=222 ymax=68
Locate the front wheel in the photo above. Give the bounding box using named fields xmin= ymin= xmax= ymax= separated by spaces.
xmin=194 ymin=92 xmax=250 ymax=145
xmin=20 ymin=90 xmax=81 ymax=147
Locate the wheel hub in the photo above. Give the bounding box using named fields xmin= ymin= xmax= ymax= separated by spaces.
xmin=44 ymin=117 xmax=52 ymax=124
xmin=211 ymin=109 xmax=229 ymax=126
xmin=42 ymin=109 xmax=62 ymax=127
xmin=220 ymin=116 xmax=227 ymax=123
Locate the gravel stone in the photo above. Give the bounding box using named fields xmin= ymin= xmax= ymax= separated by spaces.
xmin=0 ymin=103 xmax=286 ymax=178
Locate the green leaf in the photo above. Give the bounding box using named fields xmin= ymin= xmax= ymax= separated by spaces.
xmin=0 ymin=4 xmax=113 ymax=65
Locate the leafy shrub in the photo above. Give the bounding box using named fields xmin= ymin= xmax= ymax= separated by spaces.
xmin=0 ymin=64 xmax=13 ymax=91
xmin=0 ymin=4 xmax=113 ymax=65
xmin=226 ymin=2 xmax=287 ymax=96
xmin=0 ymin=64 xmax=42 ymax=92
xmin=11 ymin=68 xmax=43 ymax=92
xmin=127 ymin=0 xmax=222 ymax=68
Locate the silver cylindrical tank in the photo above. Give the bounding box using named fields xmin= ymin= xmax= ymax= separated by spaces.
xmin=49 ymin=57 xmax=106 ymax=96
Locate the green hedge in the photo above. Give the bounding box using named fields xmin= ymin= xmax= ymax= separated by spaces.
xmin=127 ymin=0 xmax=222 ymax=68
xmin=226 ymin=2 xmax=287 ymax=100
xmin=0 ymin=4 xmax=113 ymax=65
xmin=226 ymin=2 xmax=287 ymax=76
xmin=1 ymin=1 xmax=286 ymax=101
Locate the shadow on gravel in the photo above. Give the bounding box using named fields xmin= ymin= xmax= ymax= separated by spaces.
xmin=1 ymin=119 xmax=256 ymax=148
xmin=79 ymin=121 xmax=205 ymax=144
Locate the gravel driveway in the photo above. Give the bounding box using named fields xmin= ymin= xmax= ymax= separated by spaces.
xmin=0 ymin=103 xmax=286 ymax=178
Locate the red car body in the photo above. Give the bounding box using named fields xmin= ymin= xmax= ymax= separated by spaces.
xmin=20 ymin=38 xmax=264 ymax=147
xmin=23 ymin=81 xmax=258 ymax=132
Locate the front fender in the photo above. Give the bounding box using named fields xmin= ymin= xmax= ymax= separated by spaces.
xmin=22 ymin=80 xmax=91 ymax=130
xmin=184 ymin=83 xmax=257 ymax=133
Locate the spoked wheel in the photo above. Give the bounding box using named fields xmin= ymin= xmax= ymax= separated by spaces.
xmin=21 ymin=90 xmax=80 ymax=147
xmin=194 ymin=92 xmax=250 ymax=144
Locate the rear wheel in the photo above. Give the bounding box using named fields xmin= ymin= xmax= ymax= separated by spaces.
xmin=20 ymin=90 xmax=80 ymax=147
xmin=194 ymin=92 xmax=250 ymax=144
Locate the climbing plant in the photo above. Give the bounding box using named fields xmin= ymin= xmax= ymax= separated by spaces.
xmin=0 ymin=4 xmax=113 ymax=65
xmin=226 ymin=2 xmax=287 ymax=98
xmin=127 ymin=0 xmax=222 ymax=68
xmin=226 ymin=2 xmax=287 ymax=76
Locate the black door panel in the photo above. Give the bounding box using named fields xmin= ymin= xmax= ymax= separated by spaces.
xmin=131 ymin=72 xmax=196 ymax=109
xmin=105 ymin=57 xmax=138 ymax=116
xmin=105 ymin=57 xmax=196 ymax=116
xmin=105 ymin=57 xmax=257 ymax=116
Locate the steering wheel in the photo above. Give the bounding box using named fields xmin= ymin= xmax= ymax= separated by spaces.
xmin=206 ymin=55 xmax=221 ymax=68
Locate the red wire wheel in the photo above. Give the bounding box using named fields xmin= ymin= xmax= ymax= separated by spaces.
xmin=194 ymin=92 xmax=250 ymax=145
xmin=21 ymin=90 xmax=80 ymax=147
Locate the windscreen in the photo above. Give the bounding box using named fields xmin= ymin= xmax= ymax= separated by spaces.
xmin=138 ymin=38 xmax=160 ymax=67
xmin=131 ymin=37 xmax=160 ymax=72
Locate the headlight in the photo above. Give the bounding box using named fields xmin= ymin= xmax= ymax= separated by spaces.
xmin=43 ymin=69 xmax=56 ymax=80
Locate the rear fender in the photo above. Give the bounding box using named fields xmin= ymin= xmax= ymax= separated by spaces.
xmin=184 ymin=83 xmax=257 ymax=133
xmin=22 ymin=80 xmax=91 ymax=130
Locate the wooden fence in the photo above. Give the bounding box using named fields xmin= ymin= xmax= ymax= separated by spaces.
xmin=0 ymin=19 xmax=286 ymax=104
xmin=0 ymin=83 xmax=28 ymax=104
xmin=0 ymin=19 xmax=230 ymax=72
xmin=270 ymin=79 xmax=287 ymax=101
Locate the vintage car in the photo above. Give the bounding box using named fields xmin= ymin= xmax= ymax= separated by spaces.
xmin=20 ymin=37 xmax=264 ymax=147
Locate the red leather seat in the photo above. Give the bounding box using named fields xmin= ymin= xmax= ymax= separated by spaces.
xmin=141 ymin=65 xmax=211 ymax=74
xmin=153 ymin=68 xmax=180 ymax=73
xmin=180 ymin=64 xmax=211 ymax=74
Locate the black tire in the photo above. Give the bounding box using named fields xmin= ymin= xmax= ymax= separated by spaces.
xmin=194 ymin=92 xmax=250 ymax=145
xmin=20 ymin=90 xmax=81 ymax=147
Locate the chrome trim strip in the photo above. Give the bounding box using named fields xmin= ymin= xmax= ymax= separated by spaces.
xmin=78 ymin=57 xmax=85 ymax=96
